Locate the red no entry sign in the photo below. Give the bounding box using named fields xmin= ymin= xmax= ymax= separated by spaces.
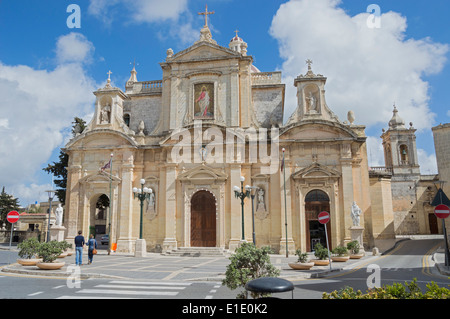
xmin=318 ymin=211 xmax=330 ymax=225
xmin=7 ymin=211 xmax=20 ymax=223
xmin=435 ymin=204 xmax=450 ymax=219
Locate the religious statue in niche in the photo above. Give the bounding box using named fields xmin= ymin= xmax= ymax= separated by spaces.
xmin=351 ymin=201 xmax=362 ymax=227
xmin=256 ymin=188 xmax=266 ymax=212
xmin=100 ymin=105 xmax=111 ymax=124
xmin=146 ymin=190 xmax=156 ymax=213
xmin=194 ymin=83 xmax=214 ymax=119
xmin=305 ymin=91 xmax=318 ymax=113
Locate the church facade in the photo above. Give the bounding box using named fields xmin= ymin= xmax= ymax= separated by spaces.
xmin=63 ymin=17 xmax=438 ymax=255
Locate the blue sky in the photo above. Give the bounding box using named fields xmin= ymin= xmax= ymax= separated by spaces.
xmin=0 ymin=0 xmax=449 ymax=206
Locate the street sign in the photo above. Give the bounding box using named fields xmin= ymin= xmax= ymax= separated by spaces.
xmin=434 ymin=204 xmax=450 ymax=219
xmin=318 ymin=211 xmax=330 ymax=225
xmin=7 ymin=211 xmax=20 ymax=224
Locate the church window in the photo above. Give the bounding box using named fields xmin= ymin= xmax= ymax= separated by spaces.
xmin=124 ymin=114 xmax=130 ymax=127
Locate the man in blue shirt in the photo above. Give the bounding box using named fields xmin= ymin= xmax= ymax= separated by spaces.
xmin=74 ymin=230 xmax=85 ymax=266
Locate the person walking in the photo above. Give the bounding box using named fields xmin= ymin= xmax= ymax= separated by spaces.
xmin=74 ymin=230 xmax=85 ymax=266
xmin=87 ymin=234 xmax=98 ymax=265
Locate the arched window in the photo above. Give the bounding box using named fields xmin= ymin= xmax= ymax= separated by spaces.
xmin=305 ymin=190 xmax=330 ymax=203
xmin=399 ymin=145 xmax=408 ymax=164
xmin=123 ymin=114 xmax=130 ymax=127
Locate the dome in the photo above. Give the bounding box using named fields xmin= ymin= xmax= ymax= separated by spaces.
xmin=251 ymin=65 xmax=261 ymax=73
xmin=389 ymin=106 xmax=405 ymax=129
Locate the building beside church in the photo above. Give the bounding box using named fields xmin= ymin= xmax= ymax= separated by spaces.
xmin=63 ymin=11 xmax=446 ymax=255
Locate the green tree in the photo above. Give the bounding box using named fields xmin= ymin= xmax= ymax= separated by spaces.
xmin=42 ymin=117 xmax=86 ymax=205
xmin=222 ymin=242 xmax=280 ymax=299
xmin=0 ymin=187 xmax=20 ymax=226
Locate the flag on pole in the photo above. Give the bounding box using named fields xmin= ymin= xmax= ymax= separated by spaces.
xmin=281 ymin=148 xmax=285 ymax=172
xmin=101 ymin=158 xmax=112 ymax=171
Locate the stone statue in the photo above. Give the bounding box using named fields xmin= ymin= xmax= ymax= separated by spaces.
xmin=55 ymin=204 xmax=64 ymax=227
xmin=351 ymin=201 xmax=361 ymax=227
xmin=306 ymin=92 xmax=317 ymax=112
xmin=257 ymin=188 xmax=266 ymax=211
xmin=147 ymin=191 xmax=155 ymax=212
xmin=101 ymin=105 xmax=110 ymax=124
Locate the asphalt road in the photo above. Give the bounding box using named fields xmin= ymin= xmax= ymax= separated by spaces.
xmin=0 ymin=238 xmax=448 ymax=300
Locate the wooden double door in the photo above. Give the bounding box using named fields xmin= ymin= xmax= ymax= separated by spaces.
xmin=191 ymin=191 xmax=216 ymax=247
xmin=305 ymin=202 xmax=331 ymax=252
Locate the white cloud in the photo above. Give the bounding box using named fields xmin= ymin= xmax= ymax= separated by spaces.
xmin=270 ymin=0 xmax=448 ymax=131
xmin=125 ymin=0 xmax=188 ymax=23
xmin=88 ymin=0 xmax=188 ymax=23
xmin=417 ymin=149 xmax=438 ymax=174
xmin=366 ymin=136 xmax=385 ymax=168
xmin=0 ymin=35 xmax=98 ymax=206
xmin=56 ymin=33 xmax=95 ymax=64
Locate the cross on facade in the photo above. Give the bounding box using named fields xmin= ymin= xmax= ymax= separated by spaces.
xmin=198 ymin=4 xmax=215 ymax=27
xmin=306 ymin=59 xmax=313 ymax=70
xmin=107 ymin=70 xmax=112 ymax=80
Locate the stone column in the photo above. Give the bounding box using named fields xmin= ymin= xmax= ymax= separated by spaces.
xmin=65 ymin=164 xmax=82 ymax=241
xmin=279 ymin=159 xmax=295 ymax=255
xmin=116 ymin=158 xmax=135 ymax=253
xmin=228 ymin=164 xmax=242 ymax=251
xmin=162 ymin=164 xmax=178 ymax=252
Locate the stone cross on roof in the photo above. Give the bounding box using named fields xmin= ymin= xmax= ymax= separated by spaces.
xmin=198 ymin=4 xmax=215 ymax=27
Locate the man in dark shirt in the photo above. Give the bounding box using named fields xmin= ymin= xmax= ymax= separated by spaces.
xmin=74 ymin=230 xmax=85 ymax=266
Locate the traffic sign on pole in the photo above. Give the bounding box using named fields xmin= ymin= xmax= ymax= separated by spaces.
xmin=318 ymin=211 xmax=330 ymax=225
xmin=7 ymin=211 xmax=19 ymax=250
xmin=434 ymin=204 xmax=450 ymax=219
xmin=7 ymin=211 xmax=20 ymax=223
xmin=318 ymin=211 xmax=331 ymax=270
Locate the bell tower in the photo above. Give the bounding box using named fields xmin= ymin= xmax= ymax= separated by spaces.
xmin=381 ymin=105 xmax=420 ymax=176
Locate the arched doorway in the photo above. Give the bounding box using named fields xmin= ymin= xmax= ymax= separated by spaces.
xmin=305 ymin=190 xmax=331 ymax=252
xmin=89 ymin=194 xmax=109 ymax=236
xmin=191 ymin=190 xmax=216 ymax=247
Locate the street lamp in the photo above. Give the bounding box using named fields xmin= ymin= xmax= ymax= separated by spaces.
xmin=133 ymin=179 xmax=153 ymax=239
xmin=245 ymin=185 xmax=259 ymax=245
xmin=45 ymin=189 xmax=56 ymax=242
xmin=234 ymin=176 xmax=250 ymax=242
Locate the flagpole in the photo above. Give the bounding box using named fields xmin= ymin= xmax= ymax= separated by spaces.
xmin=108 ymin=153 xmax=113 ymax=255
xmin=282 ymin=148 xmax=288 ymax=258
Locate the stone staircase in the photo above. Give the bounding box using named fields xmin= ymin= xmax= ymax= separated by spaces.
xmin=164 ymin=247 xmax=230 ymax=257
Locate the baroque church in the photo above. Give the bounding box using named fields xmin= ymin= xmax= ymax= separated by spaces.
xmin=63 ymin=9 xmax=445 ymax=255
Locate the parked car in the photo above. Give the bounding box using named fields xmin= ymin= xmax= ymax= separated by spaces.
xmin=101 ymin=234 xmax=109 ymax=245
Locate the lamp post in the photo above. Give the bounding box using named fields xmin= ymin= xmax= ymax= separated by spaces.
xmin=45 ymin=190 xmax=56 ymax=242
xmin=133 ymin=179 xmax=152 ymax=239
xmin=245 ymin=185 xmax=259 ymax=245
xmin=234 ymin=176 xmax=250 ymax=242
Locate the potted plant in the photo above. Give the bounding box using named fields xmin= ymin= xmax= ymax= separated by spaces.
xmin=347 ymin=240 xmax=364 ymax=259
xmin=289 ymin=249 xmax=315 ymax=270
xmin=36 ymin=240 xmax=65 ymax=270
xmin=331 ymin=245 xmax=349 ymax=262
xmin=57 ymin=241 xmax=72 ymax=258
xmin=17 ymin=238 xmax=42 ymax=266
xmin=312 ymin=243 xmax=331 ymax=266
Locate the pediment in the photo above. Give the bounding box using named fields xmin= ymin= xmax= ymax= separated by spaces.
xmin=281 ymin=121 xmax=358 ymax=141
xmin=178 ymin=164 xmax=228 ymax=183
xmin=79 ymin=170 xmax=121 ymax=185
xmin=170 ymin=42 xmax=240 ymax=63
xmin=66 ymin=130 xmax=137 ymax=150
xmin=292 ymin=163 xmax=341 ymax=180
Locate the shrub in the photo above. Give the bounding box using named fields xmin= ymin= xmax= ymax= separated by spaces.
xmin=18 ymin=238 xmax=41 ymax=259
xmin=222 ymin=242 xmax=280 ymax=299
xmin=37 ymin=241 xmax=64 ymax=263
xmin=332 ymin=245 xmax=348 ymax=257
xmin=347 ymin=240 xmax=360 ymax=255
xmin=313 ymin=243 xmax=329 ymax=260
xmin=295 ymin=249 xmax=309 ymax=263
xmin=322 ymin=278 xmax=450 ymax=299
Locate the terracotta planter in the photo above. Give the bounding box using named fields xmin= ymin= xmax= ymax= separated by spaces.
xmin=289 ymin=262 xmax=315 ymax=270
xmin=313 ymin=259 xmax=330 ymax=266
xmin=331 ymin=256 xmax=350 ymax=262
xmin=57 ymin=252 xmax=68 ymax=258
xmin=17 ymin=258 xmax=42 ymax=266
xmin=66 ymin=250 xmax=73 ymax=256
xmin=350 ymin=253 xmax=365 ymax=259
xmin=36 ymin=262 xmax=65 ymax=270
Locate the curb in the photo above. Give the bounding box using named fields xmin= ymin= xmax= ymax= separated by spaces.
xmin=1 ymin=263 xmax=126 ymax=280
